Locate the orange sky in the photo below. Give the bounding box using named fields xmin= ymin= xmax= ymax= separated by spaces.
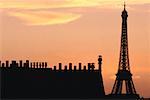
xmin=0 ymin=0 xmax=150 ymax=98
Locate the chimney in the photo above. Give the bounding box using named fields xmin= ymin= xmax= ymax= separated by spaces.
xmin=59 ymin=63 xmax=62 ymax=70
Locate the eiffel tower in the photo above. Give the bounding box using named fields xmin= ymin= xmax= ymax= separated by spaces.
xmin=110 ymin=3 xmax=140 ymax=99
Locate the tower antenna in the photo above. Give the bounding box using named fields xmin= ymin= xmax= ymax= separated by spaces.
xmin=124 ymin=1 xmax=126 ymax=10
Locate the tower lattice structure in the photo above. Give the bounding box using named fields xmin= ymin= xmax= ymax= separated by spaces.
xmin=111 ymin=3 xmax=139 ymax=96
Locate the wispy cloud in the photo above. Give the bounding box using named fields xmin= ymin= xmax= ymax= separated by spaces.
xmin=0 ymin=0 xmax=150 ymax=9
xmin=0 ymin=0 xmax=110 ymax=9
xmin=1 ymin=0 xmax=150 ymax=26
xmin=128 ymin=3 xmax=150 ymax=13
xmin=8 ymin=11 xmax=81 ymax=26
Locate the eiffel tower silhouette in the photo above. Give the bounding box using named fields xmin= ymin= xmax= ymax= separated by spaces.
xmin=110 ymin=3 xmax=140 ymax=99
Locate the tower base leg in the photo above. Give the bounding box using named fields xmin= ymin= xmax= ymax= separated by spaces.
xmin=107 ymin=94 xmax=140 ymax=99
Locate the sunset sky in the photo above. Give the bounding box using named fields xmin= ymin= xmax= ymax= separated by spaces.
xmin=0 ymin=0 xmax=150 ymax=97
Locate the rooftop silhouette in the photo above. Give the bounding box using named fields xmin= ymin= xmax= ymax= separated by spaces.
xmin=0 ymin=56 xmax=106 ymax=99
xmin=0 ymin=59 xmax=101 ymax=71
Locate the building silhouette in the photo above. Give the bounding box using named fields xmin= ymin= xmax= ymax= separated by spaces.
xmin=0 ymin=56 xmax=105 ymax=98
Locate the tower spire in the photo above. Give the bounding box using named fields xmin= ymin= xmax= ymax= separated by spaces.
xmin=124 ymin=1 xmax=126 ymax=10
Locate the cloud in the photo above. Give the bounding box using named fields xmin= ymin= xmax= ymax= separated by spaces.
xmin=0 ymin=0 xmax=150 ymax=10
xmin=0 ymin=0 xmax=134 ymax=10
xmin=0 ymin=0 xmax=97 ymax=10
xmin=128 ymin=3 xmax=150 ymax=13
xmin=1 ymin=0 xmax=150 ymax=26
xmin=8 ymin=11 xmax=81 ymax=26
